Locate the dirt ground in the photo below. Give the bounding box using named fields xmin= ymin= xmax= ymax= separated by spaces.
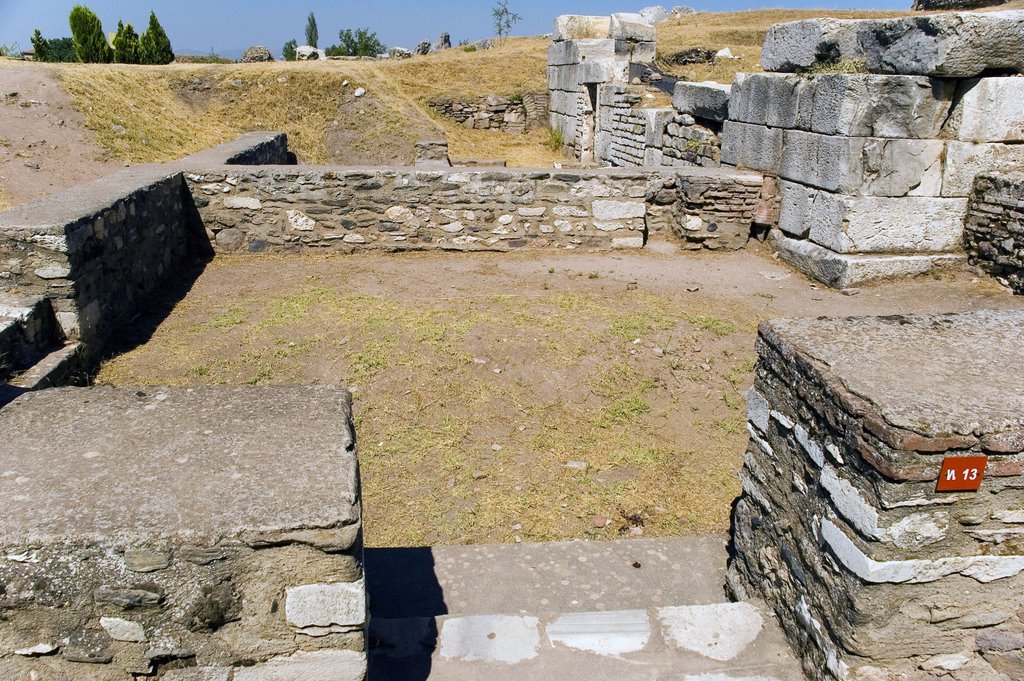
xmin=95 ymin=242 xmax=1024 ymax=548
xmin=0 ymin=60 xmax=122 ymax=209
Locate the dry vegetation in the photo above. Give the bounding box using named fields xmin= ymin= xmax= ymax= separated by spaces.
xmin=96 ymin=254 xmax=760 ymax=547
xmin=49 ymin=9 xmax=934 ymax=167
xmin=655 ymin=9 xmax=906 ymax=82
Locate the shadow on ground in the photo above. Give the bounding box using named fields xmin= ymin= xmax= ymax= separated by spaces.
xmin=366 ymin=547 xmax=447 ymax=681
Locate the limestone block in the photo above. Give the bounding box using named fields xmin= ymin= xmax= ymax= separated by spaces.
xmin=643 ymin=108 xmax=675 ymax=148
xmin=760 ymin=18 xmax=862 ymax=72
xmin=780 ymin=130 xmax=945 ymax=197
xmin=945 ymin=77 xmax=1024 ymax=143
xmin=779 ymin=182 xmax=966 ymax=253
xmin=579 ymin=61 xmax=618 ymax=84
xmin=286 ymin=581 xmax=366 ymax=634
xmin=942 ymin=141 xmax=1024 ymax=197
xmin=548 ymin=41 xmax=580 ymax=67
xmin=610 ymin=13 xmax=656 ymax=42
xmin=730 ymin=73 xmax=954 ymax=138
xmin=592 ymin=200 xmax=646 ymax=219
xmin=721 ymin=121 xmax=783 ymax=173
xmin=672 ymin=81 xmax=731 ymax=122
xmin=728 ymin=73 xmax=804 ymax=129
xmin=857 ymin=11 xmax=1024 ymax=77
xmin=550 ymin=64 xmax=582 ymax=91
xmin=616 ymin=40 xmax=656 ymax=64
xmin=773 ymin=233 xmax=965 ymax=287
xmin=553 ymin=15 xmax=611 ymax=41
xmin=233 ymin=650 xmax=366 ymax=681
xmin=575 ymin=39 xmax=617 ymax=62
xmin=224 ymin=196 xmax=262 ymax=210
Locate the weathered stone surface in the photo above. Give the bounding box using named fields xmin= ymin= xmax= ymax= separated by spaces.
xmin=730 ymin=73 xmax=955 ymax=139
xmin=779 ymin=181 xmax=966 ymax=253
xmin=0 ymin=386 xmax=365 ymax=679
xmin=163 ymin=668 xmax=233 ymax=681
xmin=285 ymin=581 xmax=367 ymax=632
xmin=233 ymin=650 xmax=366 ymax=681
xmin=552 ymin=15 xmax=611 ymax=41
xmin=857 ymin=11 xmax=1024 ymax=77
xmin=672 ymin=81 xmax=731 ymax=122
xmin=773 ymin=233 xmax=965 ymax=288
xmin=100 ymin=617 xmax=147 ymax=642
xmin=945 ymin=77 xmax=1024 ymax=143
xmin=720 ymin=121 xmax=783 ymax=173
xmin=942 ymin=141 xmax=1024 ymax=197
xmin=610 ymin=13 xmax=656 ymax=42
xmin=760 ymin=18 xmax=862 ymax=72
xmin=779 ymin=131 xmax=945 ymax=197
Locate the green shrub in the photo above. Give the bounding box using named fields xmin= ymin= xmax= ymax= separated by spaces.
xmin=69 ymin=5 xmax=112 ymax=63
xmin=546 ymin=127 xmax=565 ymax=151
xmin=282 ymin=38 xmax=298 ymax=61
xmin=140 ymin=11 xmax=174 ymax=64
xmin=112 ymin=20 xmax=141 ymax=64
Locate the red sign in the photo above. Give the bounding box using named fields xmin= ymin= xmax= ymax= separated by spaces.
xmin=936 ymin=456 xmax=988 ymax=492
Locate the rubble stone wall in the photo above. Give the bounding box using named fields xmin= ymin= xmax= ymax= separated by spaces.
xmin=428 ymin=93 xmax=549 ymax=133
xmin=184 ymin=165 xmax=767 ymax=254
xmin=730 ymin=311 xmax=1024 ymax=681
xmin=965 ymin=171 xmax=1024 ymax=294
xmin=0 ymin=134 xmax=290 ymax=361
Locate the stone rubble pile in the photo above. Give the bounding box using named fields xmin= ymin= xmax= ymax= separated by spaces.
xmin=730 ymin=310 xmax=1024 ymax=680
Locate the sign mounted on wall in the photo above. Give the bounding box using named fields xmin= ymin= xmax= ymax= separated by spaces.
xmin=935 ymin=456 xmax=988 ymax=492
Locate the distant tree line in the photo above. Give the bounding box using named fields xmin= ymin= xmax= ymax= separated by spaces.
xmin=32 ymin=5 xmax=174 ymax=64
xmin=282 ymin=11 xmax=386 ymax=59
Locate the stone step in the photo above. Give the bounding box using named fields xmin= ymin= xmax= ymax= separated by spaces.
xmin=365 ymin=537 xmax=805 ymax=680
xmin=0 ymin=293 xmax=64 ymax=381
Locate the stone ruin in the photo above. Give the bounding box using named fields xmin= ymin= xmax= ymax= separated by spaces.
xmin=1 ymin=8 xmax=1024 ymax=681
xmin=547 ymin=9 xmax=1024 ymax=288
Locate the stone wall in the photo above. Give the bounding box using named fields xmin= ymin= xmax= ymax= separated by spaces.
xmin=733 ymin=12 xmax=1024 ymax=287
xmin=184 ymin=165 xmax=768 ymax=253
xmin=548 ymin=13 xmax=657 ymax=161
xmin=428 ymin=93 xmax=549 ymax=133
xmin=965 ymin=171 xmax=1024 ymax=294
xmin=0 ymin=168 xmax=196 ymax=357
xmin=730 ymin=311 xmax=1024 ymax=680
xmin=0 ymin=133 xmax=291 ymax=362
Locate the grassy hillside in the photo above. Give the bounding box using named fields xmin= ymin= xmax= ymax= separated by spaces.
xmin=50 ymin=8 xmax=931 ymax=168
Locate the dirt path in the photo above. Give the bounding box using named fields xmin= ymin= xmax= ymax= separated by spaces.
xmin=0 ymin=60 xmax=122 ymax=209
xmin=96 ymin=244 xmax=1024 ymax=547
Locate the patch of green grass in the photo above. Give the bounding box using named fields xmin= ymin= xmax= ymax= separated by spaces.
xmin=686 ymin=314 xmax=737 ymax=337
xmin=596 ymin=395 xmax=651 ymax=428
xmin=610 ymin=312 xmax=651 ymax=340
xmin=347 ymin=341 xmax=393 ymax=380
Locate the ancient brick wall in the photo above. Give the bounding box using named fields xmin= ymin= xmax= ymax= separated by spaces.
xmin=427 ymin=94 xmax=548 ymax=133
xmin=965 ymin=171 xmax=1024 ymax=294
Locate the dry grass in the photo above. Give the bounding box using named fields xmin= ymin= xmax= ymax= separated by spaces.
xmin=95 ymin=254 xmax=759 ymax=547
xmin=656 ymin=9 xmax=907 ymax=82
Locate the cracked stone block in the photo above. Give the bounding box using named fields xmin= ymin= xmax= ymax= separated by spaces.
xmin=857 ymin=10 xmax=1024 ymax=78
xmin=760 ymin=18 xmax=862 ymax=72
xmin=672 ymin=81 xmax=731 ymax=122
xmin=730 ymin=310 xmax=1024 ymax=679
xmin=0 ymin=386 xmax=365 ymax=681
xmin=720 ymin=121 xmax=783 ymax=174
xmin=942 ymin=141 xmax=1024 ymax=198
xmin=779 ymin=130 xmax=945 ymax=198
xmin=729 ymin=73 xmax=955 ymax=139
xmin=778 ymin=181 xmax=966 ymax=253
xmin=552 ymin=15 xmax=611 ymax=42
xmin=945 ymin=77 xmax=1024 ymax=144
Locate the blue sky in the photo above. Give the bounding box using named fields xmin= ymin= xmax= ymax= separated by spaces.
xmin=1 ymin=0 xmax=907 ymax=58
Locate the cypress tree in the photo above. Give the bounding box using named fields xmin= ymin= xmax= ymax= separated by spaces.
xmin=140 ymin=11 xmax=174 ymax=65
xmin=305 ymin=13 xmax=319 ymax=48
xmin=31 ymin=29 xmax=48 ymax=62
xmin=69 ymin=5 xmax=113 ymax=63
xmin=113 ymin=20 xmax=141 ymax=64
